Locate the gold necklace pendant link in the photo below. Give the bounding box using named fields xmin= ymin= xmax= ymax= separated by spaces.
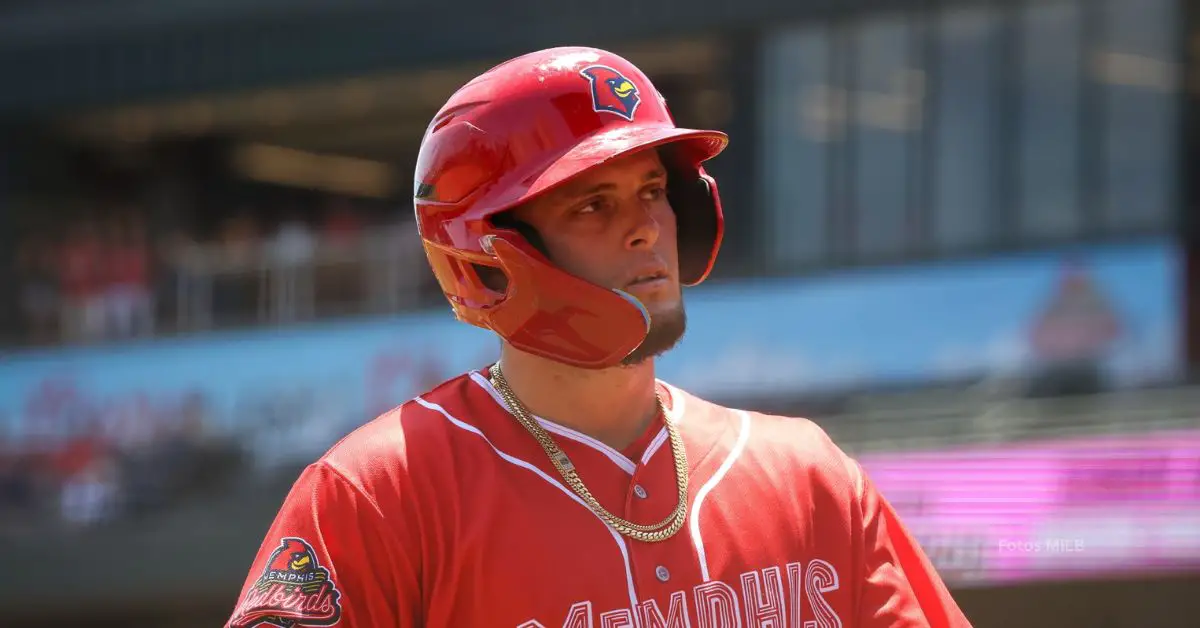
xmin=489 ymin=363 xmax=690 ymax=543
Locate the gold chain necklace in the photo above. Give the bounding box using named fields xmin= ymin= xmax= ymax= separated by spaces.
xmin=488 ymin=363 xmax=690 ymax=543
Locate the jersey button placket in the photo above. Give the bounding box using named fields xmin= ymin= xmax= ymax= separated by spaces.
xmin=626 ymin=463 xmax=662 ymax=601
xmin=654 ymin=565 xmax=670 ymax=582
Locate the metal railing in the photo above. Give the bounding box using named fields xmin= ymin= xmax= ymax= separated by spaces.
xmin=167 ymin=222 xmax=429 ymax=333
xmin=825 ymin=381 xmax=1200 ymax=453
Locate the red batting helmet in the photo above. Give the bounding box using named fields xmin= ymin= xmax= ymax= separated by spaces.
xmin=413 ymin=46 xmax=728 ymax=368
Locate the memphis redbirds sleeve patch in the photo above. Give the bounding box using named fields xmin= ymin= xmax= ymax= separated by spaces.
xmin=228 ymin=537 xmax=344 ymax=628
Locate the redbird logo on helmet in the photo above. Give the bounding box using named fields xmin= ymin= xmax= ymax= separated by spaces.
xmin=580 ymin=65 xmax=641 ymax=121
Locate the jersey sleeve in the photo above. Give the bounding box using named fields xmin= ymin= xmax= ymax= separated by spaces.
xmin=225 ymin=462 xmax=420 ymax=628
xmin=853 ymin=460 xmax=973 ymax=628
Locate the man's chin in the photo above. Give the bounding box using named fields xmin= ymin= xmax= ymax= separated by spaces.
xmin=620 ymin=305 xmax=687 ymax=367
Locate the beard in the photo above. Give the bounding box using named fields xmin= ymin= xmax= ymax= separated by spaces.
xmin=621 ymin=301 xmax=687 ymax=366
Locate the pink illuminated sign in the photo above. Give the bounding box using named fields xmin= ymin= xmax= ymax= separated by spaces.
xmin=859 ymin=429 xmax=1200 ymax=586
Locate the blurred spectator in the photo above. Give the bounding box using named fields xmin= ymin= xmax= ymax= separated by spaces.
xmin=15 ymin=233 xmax=60 ymax=345
xmin=220 ymin=209 xmax=260 ymax=266
xmin=162 ymin=392 xmax=241 ymax=497
xmin=59 ymin=457 xmax=121 ymax=529
xmin=213 ymin=210 xmax=261 ymax=324
xmin=0 ymin=439 xmax=38 ymax=536
xmin=266 ymin=212 xmax=317 ymax=322
xmin=322 ymin=197 xmax=364 ymax=247
xmin=317 ymin=198 xmax=366 ymax=311
xmin=103 ymin=213 xmax=155 ymax=340
xmin=57 ymin=219 xmax=106 ymax=344
xmin=1027 ymin=261 xmax=1123 ymax=397
xmin=161 ymin=228 xmax=211 ymax=330
xmin=368 ymin=214 xmax=426 ymax=312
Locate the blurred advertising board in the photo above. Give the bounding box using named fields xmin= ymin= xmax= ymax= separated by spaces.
xmin=659 ymin=238 xmax=1181 ymax=398
xmin=0 ymin=239 xmax=1181 ymax=460
xmin=861 ymin=429 xmax=1200 ymax=587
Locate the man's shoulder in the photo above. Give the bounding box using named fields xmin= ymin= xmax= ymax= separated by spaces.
xmin=744 ymin=408 xmax=845 ymax=454
xmin=671 ymin=386 xmax=859 ymax=480
xmin=316 ymin=369 xmax=500 ymax=483
xmin=670 ymin=385 xmax=840 ymax=446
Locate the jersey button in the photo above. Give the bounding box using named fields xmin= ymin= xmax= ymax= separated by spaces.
xmin=634 ymin=484 xmax=648 ymax=499
xmin=655 ymin=565 xmax=670 ymax=582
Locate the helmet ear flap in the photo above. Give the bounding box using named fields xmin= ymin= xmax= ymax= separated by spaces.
xmin=483 ymin=234 xmax=650 ymax=368
xmin=669 ymin=171 xmax=721 ymax=286
xmin=476 ymin=212 xmax=554 ymax=294
xmin=472 ymin=263 xmax=509 ymax=293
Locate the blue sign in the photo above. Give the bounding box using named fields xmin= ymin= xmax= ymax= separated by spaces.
xmin=659 ymin=239 xmax=1181 ymax=398
xmin=0 ymin=239 xmax=1181 ymax=456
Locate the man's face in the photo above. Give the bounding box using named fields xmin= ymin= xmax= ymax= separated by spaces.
xmin=511 ymin=149 xmax=686 ymax=365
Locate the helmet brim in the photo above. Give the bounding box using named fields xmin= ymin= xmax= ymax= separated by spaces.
xmin=489 ymin=124 xmax=728 ymax=215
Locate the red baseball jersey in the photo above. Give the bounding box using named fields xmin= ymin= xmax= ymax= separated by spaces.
xmin=226 ymin=369 xmax=971 ymax=628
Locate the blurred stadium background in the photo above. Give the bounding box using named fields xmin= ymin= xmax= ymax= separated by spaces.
xmin=1 ymin=0 xmax=1199 ymax=626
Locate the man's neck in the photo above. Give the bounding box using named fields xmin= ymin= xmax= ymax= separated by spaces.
xmin=493 ymin=345 xmax=661 ymax=451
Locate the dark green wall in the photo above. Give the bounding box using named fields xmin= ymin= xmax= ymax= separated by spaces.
xmin=0 ymin=0 xmax=980 ymax=115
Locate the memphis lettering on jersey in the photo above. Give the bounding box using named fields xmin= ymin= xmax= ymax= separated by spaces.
xmin=519 ymin=560 xmax=843 ymax=628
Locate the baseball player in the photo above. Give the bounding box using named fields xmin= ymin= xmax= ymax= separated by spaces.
xmin=225 ymin=46 xmax=972 ymax=628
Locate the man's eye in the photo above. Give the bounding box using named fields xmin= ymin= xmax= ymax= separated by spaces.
xmin=641 ymin=186 xmax=667 ymax=201
xmin=573 ymin=200 xmax=602 ymax=215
